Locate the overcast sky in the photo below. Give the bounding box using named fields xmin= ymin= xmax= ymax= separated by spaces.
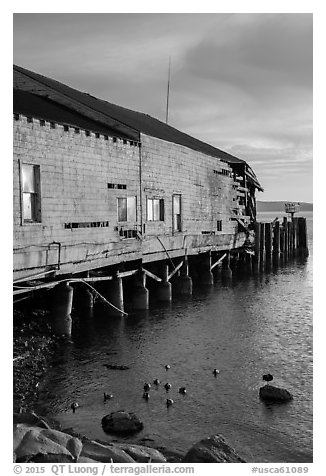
xmin=13 ymin=13 xmax=313 ymax=202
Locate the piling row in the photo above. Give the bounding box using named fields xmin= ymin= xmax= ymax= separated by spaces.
xmin=45 ymin=217 xmax=308 ymax=336
xmin=253 ymin=216 xmax=309 ymax=270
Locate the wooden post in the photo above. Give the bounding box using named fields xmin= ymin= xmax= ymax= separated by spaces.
xmin=265 ymin=222 xmax=273 ymax=264
xmin=283 ymin=217 xmax=288 ymax=259
xmin=273 ymin=221 xmax=280 ymax=255
xmin=298 ymin=217 xmax=309 ymax=256
xmin=293 ymin=217 xmax=298 ymax=252
xmin=245 ymin=252 xmax=253 ymax=273
xmin=288 ymin=221 xmax=293 ymax=257
xmin=259 ymin=222 xmax=265 ymax=268
xmin=254 ymin=222 xmax=261 ymax=270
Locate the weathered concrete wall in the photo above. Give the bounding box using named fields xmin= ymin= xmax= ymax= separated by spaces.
xmin=140 ymin=134 xmax=240 ymax=260
xmin=13 ymin=115 xmax=142 ymax=279
xmin=13 ymin=116 xmax=246 ymax=280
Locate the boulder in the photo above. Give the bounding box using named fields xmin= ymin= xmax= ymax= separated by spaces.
xmin=77 ymin=456 xmax=99 ymax=463
xmin=80 ymin=440 xmax=134 ymax=463
xmin=14 ymin=424 xmax=82 ymax=462
xmin=182 ymin=435 xmax=245 ymax=463
xmin=102 ymin=411 xmax=144 ymax=435
xmin=115 ymin=443 xmax=167 ymax=462
xmin=259 ymin=385 xmax=293 ymax=403
xmin=13 ymin=411 xmax=51 ymax=429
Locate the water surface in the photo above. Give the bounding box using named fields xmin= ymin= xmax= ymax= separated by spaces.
xmin=36 ymin=212 xmax=313 ymax=463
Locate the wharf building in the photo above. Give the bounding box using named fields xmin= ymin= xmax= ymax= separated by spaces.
xmin=13 ymin=65 xmax=264 ymax=325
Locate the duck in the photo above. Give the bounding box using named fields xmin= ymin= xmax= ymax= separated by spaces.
xmin=166 ymin=398 xmax=174 ymax=407
xmin=143 ymin=392 xmax=150 ymax=400
xmin=143 ymin=382 xmax=151 ymax=392
xmin=213 ymin=369 xmax=220 ymax=377
xmin=153 ymin=378 xmax=160 ymax=385
xmin=104 ymin=392 xmax=113 ymax=402
xmin=70 ymin=402 xmax=79 ymax=413
xmin=164 ymin=382 xmax=172 ymax=391
xmin=165 ymin=364 xmax=170 ymax=371
xmin=179 ymin=387 xmax=187 ymax=394
xmin=262 ymin=373 xmax=273 ymax=385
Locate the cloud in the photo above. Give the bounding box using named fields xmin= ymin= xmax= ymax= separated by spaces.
xmin=13 ymin=13 xmax=313 ymax=201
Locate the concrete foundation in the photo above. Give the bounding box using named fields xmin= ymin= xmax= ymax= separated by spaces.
xmin=222 ymin=251 xmax=232 ymax=279
xmin=106 ymin=276 xmax=125 ymax=316
xmin=51 ymin=282 xmax=73 ymax=336
xmin=176 ymin=258 xmax=193 ymax=295
xmin=156 ymin=265 xmax=172 ymax=302
xmin=132 ymin=271 xmax=149 ymax=310
xmin=200 ymin=252 xmax=214 ymax=285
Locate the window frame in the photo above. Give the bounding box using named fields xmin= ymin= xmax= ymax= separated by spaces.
xmin=146 ymin=197 xmax=165 ymax=222
xmin=172 ymin=194 xmax=182 ymax=232
xmin=116 ymin=196 xmax=137 ymax=223
xmin=19 ymin=161 xmax=42 ymax=224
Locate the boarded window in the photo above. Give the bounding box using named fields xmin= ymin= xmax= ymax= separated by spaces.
xmin=147 ymin=198 xmax=164 ymax=221
xmin=173 ymin=194 xmax=182 ymax=232
xmin=117 ymin=196 xmax=136 ymax=222
xmin=21 ymin=163 xmax=41 ymax=222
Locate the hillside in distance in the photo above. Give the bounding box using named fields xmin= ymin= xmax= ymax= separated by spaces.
xmin=257 ymin=201 xmax=313 ymax=212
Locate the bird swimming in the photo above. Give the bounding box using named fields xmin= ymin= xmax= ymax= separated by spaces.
xmin=143 ymin=392 xmax=150 ymax=400
xmin=164 ymin=383 xmax=172 ymax=391
xmin=104 ymin=392 xmax=113 ymax=401
xmin=144 ymin=383 xmax=151 ymax=392
xmin=262 ymin=373 xmax=273 ymax=384
xmin=71 ymin=402 xmax=79 ymax=413
xmin=165 ymin=364 xmax=170 ymax=370
xmin=213 ymin=369 xmax=220 ymax=377
xmin=153 ymin=379 xmax=160 ymax=385
xmin=179 ymin=387 xmax=187 ymax=394
xmin=166 ymin=398 xmax=174 ymax=407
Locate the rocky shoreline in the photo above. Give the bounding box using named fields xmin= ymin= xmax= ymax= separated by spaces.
xmin=13 ymin=307 xmax=245 ymax=463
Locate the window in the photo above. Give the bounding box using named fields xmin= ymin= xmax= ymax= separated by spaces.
xmin=117 ymin=196 xmax=136 ymax=222
xmin=147 ymin=198 xmax=164 ymax=221
xmin=21 ymin=163 xmax=41 ymax=222
xmin=217 ymin=220 xmax=222 ymax=232
xmin=172 ymin=194 xmax=182 ymax=232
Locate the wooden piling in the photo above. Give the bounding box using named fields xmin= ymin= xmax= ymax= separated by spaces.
xmin=283 ymin=217 xmax=288 ymax=258
xmin=273 ymin=221 xmax=280 ymax=257
xmin=298 ymin=217 xmax=309 ymax=256
xmin=288 ymin=221 xmax=294 ymax=256
xmin=264 ymin=222 xmax=273 ymax=263
xmin=254 ymin=222 xmax=261 ymax=270
xmin=259 ymin=222 xmax=265 ymax=265
xmin=293 ymin=217 xmax=299 ymax=252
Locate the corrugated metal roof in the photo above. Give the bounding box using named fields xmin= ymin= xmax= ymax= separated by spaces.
xmin=13 ymin=64 xmax=263 ymax=189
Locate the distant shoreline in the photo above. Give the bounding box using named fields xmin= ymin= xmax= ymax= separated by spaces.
xmin=257 ymin=201 xmax=313 ymax=213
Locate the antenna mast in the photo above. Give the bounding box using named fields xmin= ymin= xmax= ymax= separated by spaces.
xmin=165 ymin=56 xmax=171 ymax=124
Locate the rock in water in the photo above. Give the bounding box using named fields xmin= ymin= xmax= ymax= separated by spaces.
xmin=101 ymin=411 xmax=144 ymax=435
xmin=182 ymin=435 xmax=245 ymax=463
xmin=259 ymin=385 xmax=293 ymax=403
